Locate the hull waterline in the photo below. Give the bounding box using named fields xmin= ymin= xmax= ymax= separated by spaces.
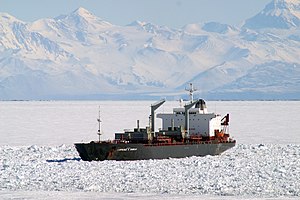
xmin=75 ymin=141 xmax=236 ymax=161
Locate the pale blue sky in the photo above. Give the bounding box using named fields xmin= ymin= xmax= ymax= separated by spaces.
xmin=0 ymin=0 xmax=271 ymax=28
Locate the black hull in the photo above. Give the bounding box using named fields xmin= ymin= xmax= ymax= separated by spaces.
xmin=75 ymin=141 xmax=236 ymax=161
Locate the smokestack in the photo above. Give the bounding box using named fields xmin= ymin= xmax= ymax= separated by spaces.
xmin=137 ymin=120 xmax=140 ymax=131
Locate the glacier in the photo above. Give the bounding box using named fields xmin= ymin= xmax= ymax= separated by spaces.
xmin=1 ymin=0 xmax=300 ymax=100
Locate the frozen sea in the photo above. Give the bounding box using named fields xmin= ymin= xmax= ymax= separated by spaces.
xmin=0 ymin=101 xmax=300 ymax=200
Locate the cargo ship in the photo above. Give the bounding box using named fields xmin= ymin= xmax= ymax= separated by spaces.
xmin=75 ymin=84 xmax=236 ymax=161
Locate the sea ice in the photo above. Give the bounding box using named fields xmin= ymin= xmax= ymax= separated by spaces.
xmin=0 ymin=144 xmax=299 ymax=199
xmin=1 ymin=101 xmax=300 ymax=199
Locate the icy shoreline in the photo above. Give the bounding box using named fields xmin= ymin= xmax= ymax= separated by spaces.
xmin=1 ymin=144 xmax=299 ymax=199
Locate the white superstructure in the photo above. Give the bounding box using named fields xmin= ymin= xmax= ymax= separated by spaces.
xmin=157 ymin=100 xmax=222 ymax=137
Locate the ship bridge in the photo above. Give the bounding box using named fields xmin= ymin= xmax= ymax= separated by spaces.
xmin=157 ymin=99 xmax=222 ymax=137
xmin=173 ymin=99 xmax=208 ymax=115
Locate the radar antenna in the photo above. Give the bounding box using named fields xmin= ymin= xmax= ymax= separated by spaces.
xmin=97 ymin=106 xmax=102 ymax=142
xmin=185 ymin=83 xmax=197 ymax=103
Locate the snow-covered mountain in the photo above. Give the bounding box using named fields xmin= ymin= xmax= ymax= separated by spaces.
xmin=244 ymin=0 xmax=300 ymax=29
xmin=1 ymin=1 xmax=300 ymax=100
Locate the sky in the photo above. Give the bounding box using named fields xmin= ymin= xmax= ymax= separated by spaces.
xmin=0 ymin=0 xmax=271 ymax=28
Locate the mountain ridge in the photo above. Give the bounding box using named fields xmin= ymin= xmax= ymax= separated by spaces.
xmin=1 ymin=0 xmax=300 ymax=100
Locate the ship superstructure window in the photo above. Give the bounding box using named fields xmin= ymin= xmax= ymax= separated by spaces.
xmin=175 ymin=112 xmax=185 ymax=114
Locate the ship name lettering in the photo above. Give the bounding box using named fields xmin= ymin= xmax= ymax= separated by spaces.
xmin=117 ymin=147 xmax=137 ymax=152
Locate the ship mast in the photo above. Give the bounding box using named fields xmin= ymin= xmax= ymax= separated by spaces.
xmin=185 ymin=83 xmax=197 ymax=103
xmin=97 ymin=106 xmax=102 ymax=142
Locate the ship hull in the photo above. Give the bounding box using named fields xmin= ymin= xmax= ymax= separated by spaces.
xmin=75 ymin=141 xmax=236 ymax=161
